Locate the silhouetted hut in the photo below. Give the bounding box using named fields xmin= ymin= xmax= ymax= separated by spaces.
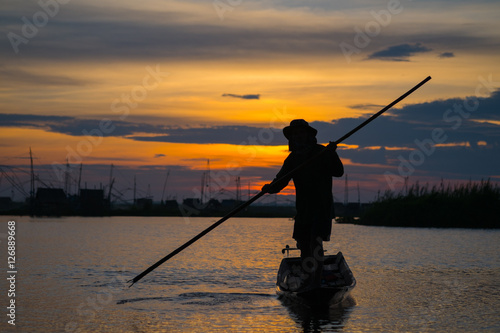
xmin=34 ymin=188 xmax=69 ymax=216
xmin=80 ymin=189 xmax=106 ymax=215
xmin=0 ymin=197 xmax=13 ymax=211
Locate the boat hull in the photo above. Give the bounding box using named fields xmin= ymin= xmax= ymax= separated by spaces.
xmin=276 ymin=252 xmax=356 ymax=307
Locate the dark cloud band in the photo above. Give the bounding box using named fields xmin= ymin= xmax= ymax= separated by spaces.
xmin=367 ymin=43 xmax=432 ymax=61
xmin=1 ymin=90 xmax=498 ymax=148
xmin=222 ymin=94 xmax=260 ymax=100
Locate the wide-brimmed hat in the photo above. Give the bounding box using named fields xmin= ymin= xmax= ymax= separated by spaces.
xmin=283 ymin=119 xmax=317 ymax=140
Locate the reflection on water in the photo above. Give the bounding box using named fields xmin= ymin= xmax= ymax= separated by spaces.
xmin=2 ymin=216 xmax=499 ymax=332
xmin=280 ymin=295 xmax=356 ymax=332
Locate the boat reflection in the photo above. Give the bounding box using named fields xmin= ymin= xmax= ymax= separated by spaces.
xmin=280 ymin=296 xmax=356 ymax=332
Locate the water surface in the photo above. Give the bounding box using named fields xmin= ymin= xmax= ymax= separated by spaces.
xmin=1 ymin=216 xmax=498 ymax=332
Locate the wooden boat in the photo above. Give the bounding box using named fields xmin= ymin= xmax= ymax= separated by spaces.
xmin=276 ymin=249 xmax=356 ymax=307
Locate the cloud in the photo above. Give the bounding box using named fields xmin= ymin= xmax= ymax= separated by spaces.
xmin=47 ymin=119 xmax=162 ymax=137
xmin=2 ymin=90 xmax=499 ymax=149
xmin=222 ymin=94 xmax=260 ymax=100
xmin=0 ymin=113 xmax=286 ymax=145
xmin=320 ymin=90 xmax=500 ymax=178
xmin=154 ymin=154 xmax=166 ymax=158
xmin=439 ymin=52 xmax=455 ymax=58
xmin=0 ymin=113 xmax=161 ymax=137
xmin=319 ymin=90 xmax=500 ymax=146
xmin=348 ymin=104 xmax=386 ymax=111
xmin=131 ymin=125 xmax=285 ymax=145
xmin=392 ymin=90 xmax=500 ymax=124
xmin=2 ymin=2 xmax=496 ymax=65
xmin=367 ymin=43 xmax=432 ymax=61
xmin=0 ymin=67 xmax=88 ymax=87
xmin=0 ymin=113 xmax=72 ymax=129
xmin=0 ymin=1 xmax=497 ymax=69
xmin=0 ymin=3 xmax=346 ymax=62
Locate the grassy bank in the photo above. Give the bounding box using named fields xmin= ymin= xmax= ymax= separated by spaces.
xmin=359 ymin=180 xmax=500 ymax=228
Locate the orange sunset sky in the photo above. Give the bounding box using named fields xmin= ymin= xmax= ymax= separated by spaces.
xmin=1 ymin=0 xmax=499 ymax=204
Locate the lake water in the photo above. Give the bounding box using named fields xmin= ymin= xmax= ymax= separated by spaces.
xmin=1 ymin=216 xmax=499 ymax=332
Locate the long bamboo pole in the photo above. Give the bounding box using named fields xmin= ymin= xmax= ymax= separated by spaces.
xmin=128 ymin=76 xmax=431 ymax=287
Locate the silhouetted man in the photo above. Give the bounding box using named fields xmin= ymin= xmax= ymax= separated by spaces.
xmin=262 ymin=119 xmax=344 ymax=288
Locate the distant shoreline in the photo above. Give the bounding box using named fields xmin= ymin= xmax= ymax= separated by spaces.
xmin=0 ymin=200 xmax=368 ymax=219
xmin=2 ymin=209 xmax=498 ymax=229
xmin=0 ymin=204 xmax=298 ymax=218
xmin=3 ymin=179 xmax=499 ymax=229
xmin=349 ymin=180 xmax=500 ymax=229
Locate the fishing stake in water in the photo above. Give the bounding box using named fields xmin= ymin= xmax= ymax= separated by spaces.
xmin=128 ymin=76 xmax=431 ymax=287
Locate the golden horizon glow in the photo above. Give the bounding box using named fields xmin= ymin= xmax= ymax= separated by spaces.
xmin=2 ymin=0 xmax=500 ymax=201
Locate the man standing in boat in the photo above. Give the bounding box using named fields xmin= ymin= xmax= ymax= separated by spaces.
xmin=262 ymin=119 xmax=344 ymax=288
